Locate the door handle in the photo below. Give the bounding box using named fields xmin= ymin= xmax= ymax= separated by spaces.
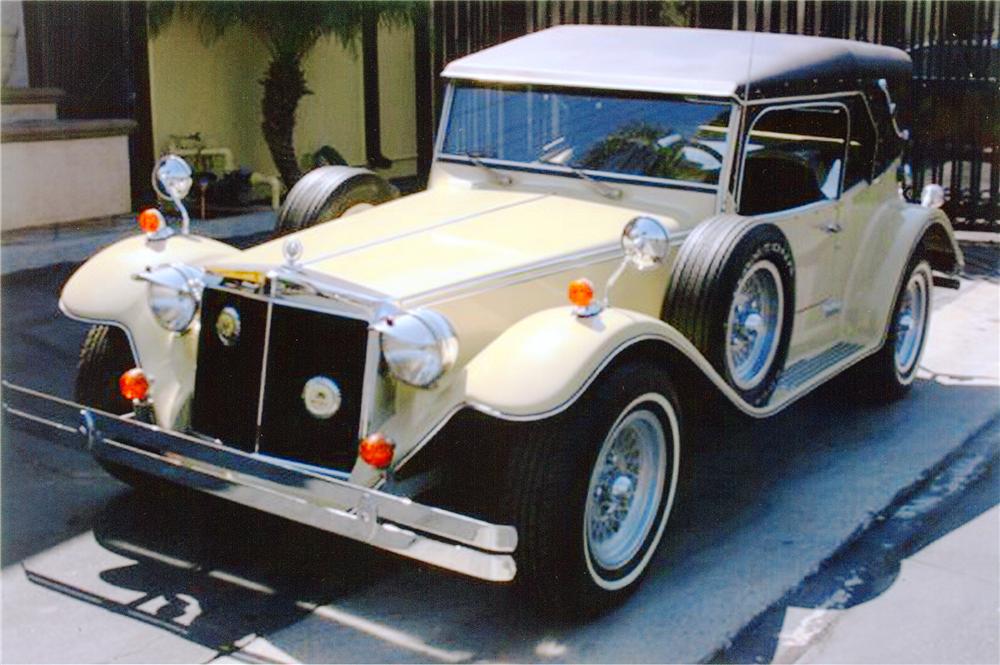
xmin=822 ymin=220 xmax=843 ymax=234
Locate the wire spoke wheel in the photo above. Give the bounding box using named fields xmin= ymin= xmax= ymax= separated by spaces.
xmin=725 ymin=260 xmax=784 ymax=390
xmin=893 ymin=268 xmax=929 ymax=377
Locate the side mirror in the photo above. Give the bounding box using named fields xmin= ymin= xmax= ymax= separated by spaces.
xmin=152 ymin=155 xmax=193 ymax=234
xmin=622 ymin=216 xmax=670 ymax=271
xmin=587 ymin=216 xmax=671 ymax=317
xmin=154 ymin=154 xmax=193 ymax=200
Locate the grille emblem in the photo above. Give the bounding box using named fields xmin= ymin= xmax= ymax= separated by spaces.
xmin=215 ymin=306 xmax=241 ymax=346
xmin=302 ymin=376 xmax=342 ymax=419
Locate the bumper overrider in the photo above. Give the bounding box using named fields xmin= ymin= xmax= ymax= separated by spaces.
xmin=2 ymin=381 xmax=517 ymax=582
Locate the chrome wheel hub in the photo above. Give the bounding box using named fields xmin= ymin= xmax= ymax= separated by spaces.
xmin=585 ymin=409 xmax=666 ymax=571
xmin=894 ymin=271 xmax=928 ymax=376
xmin=726 ymin=261 xmax=783 ymax=390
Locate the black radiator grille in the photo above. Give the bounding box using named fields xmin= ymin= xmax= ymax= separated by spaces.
xmin=191 ymin=287 xmax=370 ymax=470
xmin=191 ymin=289 xmax=268 ymax=452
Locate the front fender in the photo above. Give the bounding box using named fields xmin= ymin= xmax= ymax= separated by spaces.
xmin=463 ymin=305 xmax=734 ymax=419
xmin=61 ymin=233 xmax=240 ymax=427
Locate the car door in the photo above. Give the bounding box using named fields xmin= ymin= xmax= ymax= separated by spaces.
xmin=825 ymin=95 xmax=882 ymax=334
xmin=737 ymin=102 xmax=850 ymax=358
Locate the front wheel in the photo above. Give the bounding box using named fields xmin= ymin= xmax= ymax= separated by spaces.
xmin=504 ymin=362 xmax=681 ymax=616
xmin=75 ymin=325 xmax=164 ymax=491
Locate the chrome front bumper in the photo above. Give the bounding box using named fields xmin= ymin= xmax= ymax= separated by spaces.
xmin=2 ymin=381 xmax=517 ymax=582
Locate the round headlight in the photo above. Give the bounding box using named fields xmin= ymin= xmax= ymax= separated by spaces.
xmin=143 ymin=264 xmax=204 ymax=332
xmin=376 ymin=310 xmax=458 ymax=388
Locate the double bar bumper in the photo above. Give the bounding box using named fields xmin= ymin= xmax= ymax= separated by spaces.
xmin=2 ymin=381 xmax=517 ymax=582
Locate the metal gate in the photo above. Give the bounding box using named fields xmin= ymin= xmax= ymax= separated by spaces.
xmin=414 ymin=0 xmax=999 ymax=231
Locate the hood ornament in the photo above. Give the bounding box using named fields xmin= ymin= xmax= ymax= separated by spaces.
xmin=282 ymin=237 xmax=304 ymax=269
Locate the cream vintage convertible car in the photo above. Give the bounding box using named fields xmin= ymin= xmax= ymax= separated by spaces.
xmin=4 ymin=26 xmax=962 ymax=615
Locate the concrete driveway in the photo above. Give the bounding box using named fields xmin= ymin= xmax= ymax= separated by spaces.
xmin=1 ymin=256 xmax=997 ymax=664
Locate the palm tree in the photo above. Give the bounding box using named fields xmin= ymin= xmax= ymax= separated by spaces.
xmin=148 ymin=1 xmax=414 ymax=189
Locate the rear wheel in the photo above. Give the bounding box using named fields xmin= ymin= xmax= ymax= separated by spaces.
xmin=504 ymin=362 xmax=681 ymax=616
xmin=852 ymin=258 xmax=932 ymax=401
xmin=74 ymin=325 xmax=160 ymax=490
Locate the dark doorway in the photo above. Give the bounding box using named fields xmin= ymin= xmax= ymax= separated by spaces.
xmin=22 ymin=1 xmax=155 ymax=209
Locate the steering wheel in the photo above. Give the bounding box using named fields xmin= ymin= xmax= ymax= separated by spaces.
xmin=674 ymin=138 xmax=724 ymax=165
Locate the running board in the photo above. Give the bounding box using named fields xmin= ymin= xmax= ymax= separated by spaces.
xmin=776 ymin=342 xmax=865 ymax=393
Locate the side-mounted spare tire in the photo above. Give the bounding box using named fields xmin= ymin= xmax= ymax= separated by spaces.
xmin=663 ymin=216 xmax=795 ymax=407
xmin=275 ymin=166 xmax=399 ymax=236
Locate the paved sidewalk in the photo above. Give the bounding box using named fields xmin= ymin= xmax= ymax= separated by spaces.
xmin=0 ymin=210 xmax=276 ymax=275
xmin=792 ymin=505 xmax=999 ymax=664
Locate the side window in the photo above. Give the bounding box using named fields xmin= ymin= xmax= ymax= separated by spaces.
xmin=844 ymin=96 xmax=877 ymax=190
xmin=738 ymin=105 xmax=849 ymax=216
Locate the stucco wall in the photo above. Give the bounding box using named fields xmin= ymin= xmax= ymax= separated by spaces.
xmin=1 ymin=135 xmax=132 ymax=229
xmin=1 ymin=0 xmax=30 ymax=87
xmin=147 ymin=19 xmax=417 ymax=181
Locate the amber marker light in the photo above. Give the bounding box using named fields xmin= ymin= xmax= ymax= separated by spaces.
xmin=359 ymin=432 xmax=395 ymax=469
xmin=119 ymin=368 xmax=149 ymax=402
xmin=568 ymin=278 xmax=595 ymax=308
xmin=137 ymin=208 xmax=165 ymax=235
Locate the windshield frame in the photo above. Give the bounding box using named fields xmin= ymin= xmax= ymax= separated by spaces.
xmin=434 ymin=80 xmax=740 ymax=196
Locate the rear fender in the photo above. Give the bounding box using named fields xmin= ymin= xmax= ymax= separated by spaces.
xmin=60 ymin=233 xmax=240 ymax=427
xmin=846 ymin=203 xmax=962 ymax=342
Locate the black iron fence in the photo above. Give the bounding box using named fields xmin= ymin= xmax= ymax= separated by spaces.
xmin=414 ymin=0 xmax=999 ymax=231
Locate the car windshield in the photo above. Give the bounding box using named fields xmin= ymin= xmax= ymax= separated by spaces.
xmin=441 ymin=82 xmax=733 ymax=186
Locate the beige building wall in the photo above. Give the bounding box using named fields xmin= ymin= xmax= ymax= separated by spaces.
xmin=2 ymin=135 xmax=132 ymax=229
xmin=147 ymin=18 xmax=417 ymax=184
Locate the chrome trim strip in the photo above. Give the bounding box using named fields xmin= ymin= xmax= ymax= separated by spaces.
xmin=437 ymin=155 xmax=720 ymax=193
xmin=404 ymin=243 xmax=623 ymax=307
xmin=253 ymin=283 xmax=276 ymax=453
xmin=300 ymin=194 xmax=549 ymax=269
xmin=253 ymin=452 xmax=352 ymax=481
xmin=432 ymin=82 xmax=454 ymax=159
xmin=405 ymin=230 xmax=691 ymax=308
xmin=272 ymin=268 xmax=389 ymax=309
xmin=716 ymin=105 xmax=742 ymax=215
xmin=742 ymin=90 xmax=869 ymax=106
xmin=358 ymin=329 xmax=382 ymax=439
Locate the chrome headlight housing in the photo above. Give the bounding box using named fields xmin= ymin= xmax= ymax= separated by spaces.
xmin=139 ymin=263 xmax=205 ymax=332
xmin=375 ymin=309 xmax=458 ymax=388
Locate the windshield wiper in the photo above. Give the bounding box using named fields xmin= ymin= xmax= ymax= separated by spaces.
xmin=559 ymin=162 xmax=623 ymax=201
xmin=536 ymin=142 xmax=622 ymax=200
xmin=460 ymin=152 xmax=512 ymax=186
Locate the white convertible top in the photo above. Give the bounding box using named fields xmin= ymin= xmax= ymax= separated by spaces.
xmin=441 ymin=25 xmax=911 ymax=100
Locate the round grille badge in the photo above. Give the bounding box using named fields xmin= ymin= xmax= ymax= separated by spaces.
xmin=215 ymin=306 xmax=241 ymax=346
xmin=302 ymin=376 xmax=342 ymax=419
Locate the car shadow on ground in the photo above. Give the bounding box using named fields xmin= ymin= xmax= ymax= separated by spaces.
xmin=3 ymin=243 xmax=997 ymax=662
xmin=13 ymin=375 xmax=990 ymax=663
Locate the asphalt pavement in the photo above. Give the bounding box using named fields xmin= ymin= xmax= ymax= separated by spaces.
xmin=0 ymin=226 xmax=997 ymax=664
